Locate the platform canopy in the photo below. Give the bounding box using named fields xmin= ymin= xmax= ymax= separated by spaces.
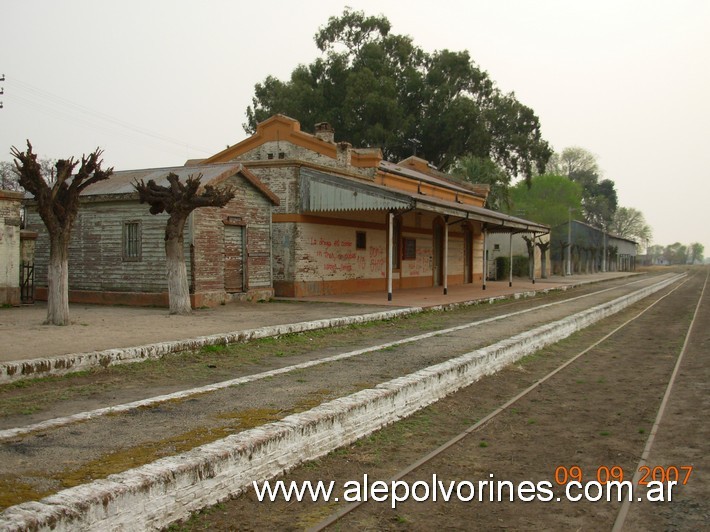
xmin=299 ymin=167 xmax=549 ymax=235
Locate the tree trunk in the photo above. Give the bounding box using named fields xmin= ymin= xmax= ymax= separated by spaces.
xmin=540 ymin=251 xmax=547 ymax=279
xmin=46 ymin=234 xmax=70 ymax=325
xmin=165 ymin=226 xmax=192 ymax=315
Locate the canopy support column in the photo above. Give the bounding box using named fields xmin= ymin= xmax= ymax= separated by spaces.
xmin=443 ymin=218 xmax=449 ymax=295
xmin=482 ymin=226 xmax=488 ymax=291
xmin=508 ymin=232 xmax=513 ymax=287
xmin=530 ymin=233 xmax=537 ymax=284
xmin=387 ymin=211 xmax=394 ymax=301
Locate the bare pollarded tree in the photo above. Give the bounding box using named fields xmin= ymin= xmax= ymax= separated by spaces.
xmin=11 ymin=141 xmax=113 ymax=325
xmin=133 ymin=172 xmax=235 ymax=315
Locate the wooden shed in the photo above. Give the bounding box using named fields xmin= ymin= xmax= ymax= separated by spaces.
xmin=25 ymin=163 xmax=279 ymax=308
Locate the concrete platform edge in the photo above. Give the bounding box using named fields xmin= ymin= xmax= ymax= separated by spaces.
xmin=0 ymin=275 xmax=635 ymax=384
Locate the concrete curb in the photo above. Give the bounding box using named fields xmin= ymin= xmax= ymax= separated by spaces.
xmin=0 ymin=308 xmax=420 ymax=384
xmin=0 ymin=274 xmax=681 ymax=531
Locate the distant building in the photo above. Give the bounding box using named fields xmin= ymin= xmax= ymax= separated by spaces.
xmin=485 ymin=232 xmax=551 ymax=281
xmin=550 ymin=219 xmax=636 ymax=275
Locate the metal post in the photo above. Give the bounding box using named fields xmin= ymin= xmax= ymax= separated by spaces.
xmin=387 ymin=211 xmax=393 ymax=301
xmin=443 ymin=221 xmax=448 ymax=295
xmin=482 ymin=226 xmax=488 ymax=290
xmin=530 ymin=233 xmax=535 ymax=284
xmin=508 ymin=232 xmax=513 ymax=287
xmin=567 ymin=213 xmax=572 ymax=275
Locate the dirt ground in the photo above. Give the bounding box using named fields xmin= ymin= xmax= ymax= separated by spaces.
xmin=0 ymin=300 xmax=397 ymax=363
xmin=168 ymin=269 xmax=708 ymax=531
xmin=0 ymin=273 xmax=637 ymax=364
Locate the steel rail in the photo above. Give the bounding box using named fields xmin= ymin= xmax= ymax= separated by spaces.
xmin=612 ymin=269 xmax=708 ymax=531
xmin=307 ymin=273 xmax=693 ymax=531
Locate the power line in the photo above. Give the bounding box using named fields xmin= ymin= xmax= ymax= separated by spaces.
xmin=4 ymin=75 xmax=216 ymax=156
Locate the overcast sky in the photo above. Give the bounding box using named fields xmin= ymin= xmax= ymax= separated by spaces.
xmin=2 ymin=0 xmax=708 ymax=250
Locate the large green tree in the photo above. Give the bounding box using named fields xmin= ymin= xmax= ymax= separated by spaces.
xmin=450 ymin=155 xmax=510 ymax=211
xmin=507 ymin=173 xmax=583 ymax=227
xmin=547 ymin=146 xmax=617 ymax=228
xmin=689 ymin=242 xmax=704 ymax=264
xmin=246 ymin=8 xmax=552 ymax=184
xmin=664 ymin=242 xmax=688 ymax=265
xmin=609 ymin=206 xmax=652 ymax=250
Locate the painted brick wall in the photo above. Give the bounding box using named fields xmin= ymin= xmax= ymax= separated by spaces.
xmin=234 ymin=141 xmax=375 ymax=179
xmin=192 ymin=173 xmax=274 ymax=297
xmin=296 ymin=223 xmax=387 ymax=282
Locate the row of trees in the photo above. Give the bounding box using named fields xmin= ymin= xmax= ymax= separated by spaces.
xmin=453 ymin=146 xmax=654 ymax=252
xmin=647 ymin=243 xmax=705 ymax=265
xmin=10 ymin=142 xmax=234 ymax=325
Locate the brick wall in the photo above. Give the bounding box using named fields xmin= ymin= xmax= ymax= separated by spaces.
xmin=192 ymin=172 xmax=274 ymax=303
xmin=234 ymin=140 xmax=376 ymax=179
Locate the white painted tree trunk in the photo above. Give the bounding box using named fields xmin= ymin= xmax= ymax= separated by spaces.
xmin=165 ymin=234 xmax=191 ymax=315
xmin=540 ymin=252 xmax=548 ymax=279
xmin=46 ymin=234 xmax=70 ymax=325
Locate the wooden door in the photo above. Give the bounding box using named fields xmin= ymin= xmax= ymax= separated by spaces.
xmin=224 ymin=225 xmax=245 ymax=292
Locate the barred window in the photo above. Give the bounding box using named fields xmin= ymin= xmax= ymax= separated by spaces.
xmin=123 ymin=221 xmax=142 ymax=261
xmin=356 ymin=231 xmax=367 ymax=250
xmin=403 ymin=237 xmax=416 ymax=260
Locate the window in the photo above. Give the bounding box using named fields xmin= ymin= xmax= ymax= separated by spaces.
xmin=278 ymin=151 xmax=286 ymax=159
xmin=356 ymin=231 xmax=367 ymax=250
xmin=123 ymin=221 xmax=142 ymax=261
xmin=403 ymin=237 xmax=416 ymax=260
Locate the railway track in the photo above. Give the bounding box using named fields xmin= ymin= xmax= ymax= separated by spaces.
xmin=301 ymin=270 xmax=707 ymax=531
xmin=1 ymin=270 xmax=702 ymax=529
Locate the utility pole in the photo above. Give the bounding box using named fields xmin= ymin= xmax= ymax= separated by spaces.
xmin=567 ymin=207 xmax=572 ymax=275
xmin=0 ymin=74 xmax=4 ymax=109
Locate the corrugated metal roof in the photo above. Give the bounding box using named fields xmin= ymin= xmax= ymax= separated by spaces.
xmin=300 ymin=168 xmax=412 ymax=212
xmin=79 ymin=163 xmax=243 ymax=196
xmin=300 ymin=167 xmax=549 ymax=233
xmin=414 ymin=195 xmax=549 ymax=233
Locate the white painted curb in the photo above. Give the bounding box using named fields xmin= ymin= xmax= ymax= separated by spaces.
xmin=0 ymin=274 xmax=626 ymax=384
xmin=0 ymin=308 xmax=419 ymax=384
xmin=0 ymin=274 xmax=681 ymax=531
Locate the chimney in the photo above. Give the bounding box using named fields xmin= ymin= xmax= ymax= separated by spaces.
xmin=336 ymin=141 xmax=352 ymax=168
xmin=314 ymin=122 xmax=335 ymax=144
